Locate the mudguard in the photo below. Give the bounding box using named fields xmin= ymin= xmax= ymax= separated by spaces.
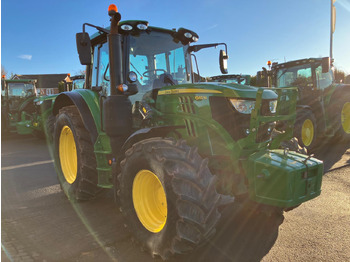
xmin=53 ymin=90 xmax=101 ymax=143
xmin=121 ymin=125 xmax=185 ymax=153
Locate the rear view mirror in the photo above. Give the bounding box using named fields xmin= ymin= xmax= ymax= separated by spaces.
xmin=76 ymin=33 xmax=92 ymax=65
xmin=322 ymin=57 xmax=330 ymax=73
xmin=220 ymin=50 xmax=228 ymax=74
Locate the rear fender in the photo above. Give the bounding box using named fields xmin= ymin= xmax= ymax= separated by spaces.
xmin=53 ymin=90 xmax=101 ymax=143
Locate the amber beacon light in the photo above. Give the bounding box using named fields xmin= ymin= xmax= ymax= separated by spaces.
xmin=108 ymin=4 xmax=118 ymax=15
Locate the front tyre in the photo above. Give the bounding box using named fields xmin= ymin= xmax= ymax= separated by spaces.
xmin=332 ymin=95 xmax=350 ymax=141
xmin=54 ymin=106 xmax=99 ymax=201
xmin=294 ymin=109 xmax=317 ymax=151
xmin=118 ymin=138 xmax=222 ymax=260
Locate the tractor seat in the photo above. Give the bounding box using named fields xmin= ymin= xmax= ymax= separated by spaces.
xmin=152 ymin=74 xmax=178 ymax=100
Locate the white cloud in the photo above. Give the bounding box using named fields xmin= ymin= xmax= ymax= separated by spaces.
xmin=18 ymin=54 xmax=32 ymax=60
xmin=207 ymin=24 xmax=218 ymax=30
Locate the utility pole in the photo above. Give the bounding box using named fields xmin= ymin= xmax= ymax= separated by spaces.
xmin=330 ymin=0 xmax=336 ymax=62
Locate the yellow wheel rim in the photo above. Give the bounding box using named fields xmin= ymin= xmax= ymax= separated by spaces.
xmin=59 ymin=125 xmax=78 ymax=184
xmin=132 ymin=170 xmax=167 ymax=233
xmin=341 ymin=102 xmax=350 ymax=134
xmin=301 ymin=119 xmax=314 ymax=147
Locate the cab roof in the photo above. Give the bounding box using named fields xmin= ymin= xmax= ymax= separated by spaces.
xmin=272 ymin=57 xmax=325 ymax=70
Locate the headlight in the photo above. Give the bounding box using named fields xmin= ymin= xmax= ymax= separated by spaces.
xmin=229 ymin=99 xmax=255 ymax=114
xmin=269 ymin=100 xmax=277 ymax=113
xmin=121 ymin=24 xmax=133 ymax=31
xmin=184 ymin=32 xmax=192 ymax=39
xmin=137 ymin=24 xmax=148 ymax=30
xmin=35 ymin=100 xmax=43 ymax=105
xmin=128 ymin=71 xmax=137 ymax=82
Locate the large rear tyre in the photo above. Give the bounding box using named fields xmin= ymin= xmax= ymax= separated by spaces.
xmin=54 ymin=105 xmax=99 ymax=201
xmin=294 ymin=109 xmax=318 ymax=151
xmin=117 ymin=138 xmax=222 ymax=260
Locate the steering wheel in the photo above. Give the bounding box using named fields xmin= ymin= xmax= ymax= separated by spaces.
xmin=142 ymin=69 xmax=166 ymax=78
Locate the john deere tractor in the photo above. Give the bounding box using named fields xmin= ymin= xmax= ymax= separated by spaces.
xmin=272 ymin=57 xmax=350 ymax=151
xmin=51 ymin=5 xmax=323 ymax=260
xmin=1 ymin=78 xmax=43 ymax=136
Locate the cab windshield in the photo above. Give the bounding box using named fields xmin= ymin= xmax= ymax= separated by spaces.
xmin=7 ymin=82 xmax=35 ymax=98
xmin=276 ymin=65 xmax=313 ymax=88
xmin=93 ymin=30 xmax=191 ymax=103
xmin=72 ymin=79 xmax=85 ymax=90
xmin=128 ymin=31 xmax=190 ymax=103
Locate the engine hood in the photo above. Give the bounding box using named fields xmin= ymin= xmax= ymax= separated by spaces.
xmin=159 ymin=82 xmax=278 ymax=100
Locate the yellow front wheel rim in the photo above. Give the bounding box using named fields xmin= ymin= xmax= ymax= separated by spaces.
xmin=59 ymin=125 xmax=78 ymax=184
xmin=301 ymin=119 xmax=314 ymax=147
xmin=341 ymin=102 xmax=350 ymax=134
xmin=132 ymin=170 xmax=167 ymax=233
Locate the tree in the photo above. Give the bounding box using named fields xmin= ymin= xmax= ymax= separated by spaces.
xmin=74 ymin=69 xmax=86 ymax=76
xmin=334 ymin=68 xmax=345 ymax=83
xmin=250 ymin=75 xmax=257 ymax=86
xmin=345 ymin=75 xmax=350 ymax=84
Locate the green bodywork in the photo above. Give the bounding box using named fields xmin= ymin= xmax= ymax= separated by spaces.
xmin=61 ymin=82 xmax=323 ymax=207
xmin=53 ymin=21 xmax=323 ymax=209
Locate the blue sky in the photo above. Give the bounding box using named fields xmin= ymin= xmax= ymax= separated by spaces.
xmin=1 ymin=0 xmax=350 ymax=77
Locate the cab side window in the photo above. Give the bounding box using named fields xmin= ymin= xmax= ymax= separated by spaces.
xmin=91 ymin=42 xmax=110 ymax=93
xmin=315 ymin=66 xmax=333 ymax=89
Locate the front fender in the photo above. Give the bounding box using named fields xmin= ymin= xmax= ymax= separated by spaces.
xmin=121 ymin=126 xmax=185 ymax=153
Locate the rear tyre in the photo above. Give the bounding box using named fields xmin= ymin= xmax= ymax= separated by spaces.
xmin=54 ymin=105 xmax=99 ymax=201
xmin=294 ymin=109 xmax=317 ymax=151
xmin=117 ymin=138 xmax=222 ymax=260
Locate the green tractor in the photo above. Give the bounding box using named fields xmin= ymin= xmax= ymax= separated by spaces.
xmin=51 ymin=5 xmax=323 ymax=259
xmin=67 ymin=74 xmax=85 ymax=91
xmin=1 ymin=78 xmax=44 ymax=136
xmin=271 ymin=57 xmax=350 ymax=151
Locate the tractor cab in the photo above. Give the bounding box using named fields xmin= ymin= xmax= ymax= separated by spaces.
xmin=102 ymin=25 xmax=195 ymax=104
xmin=1 ymin=79 xmax=40 ymax=134
xmin=66 ymin=74 xmax=85 ymax=91
xmin=87 ymin=21 xmax=227 ymax=101
xmin=2 ymin=79 xmax=37 ymax=114
xmin=273 ymin=57 xmax=333 ymax=104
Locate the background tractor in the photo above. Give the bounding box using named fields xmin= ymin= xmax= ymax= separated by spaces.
xmin=270 ymin=57 xmax=350 ymax=151
xmin=1 ymin=77 xmax=44 ymax=137
xmin=50 ymin=5 xmax=324 ymax=260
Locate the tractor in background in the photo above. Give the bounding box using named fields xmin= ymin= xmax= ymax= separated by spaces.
xmin=271 ymin=57 xmax=350 ymax=151
xmin=50 ymin=4 xmax=323 ymax=260
xmin=1 ymin=77 xmax=44 ymax=137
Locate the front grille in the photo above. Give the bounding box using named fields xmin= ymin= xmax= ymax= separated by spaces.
xmin=210 ymin=97 xmax=249 ymax=141
xmin=210 ymin=97 xmax=274 ymax=142
xmin=179 ymin=96 xmax=197 ymax=137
